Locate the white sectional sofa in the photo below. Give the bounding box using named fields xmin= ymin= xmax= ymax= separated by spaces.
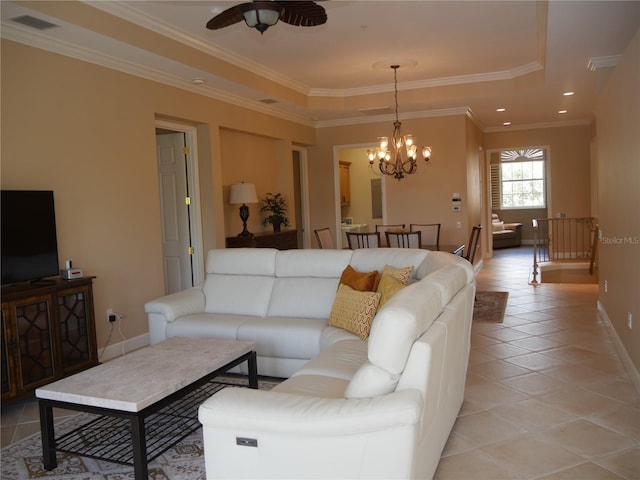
xmin=145 ymin=247 xmax=475 ymax=479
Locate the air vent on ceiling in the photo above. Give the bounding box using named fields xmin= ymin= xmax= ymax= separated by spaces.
xmin=359 ymin=107 xmax=394 ymax=116
xmin=260 ymin=99 xmax=279 ymax=105
xmin=11 ymin=15 xmax=58 ymax=30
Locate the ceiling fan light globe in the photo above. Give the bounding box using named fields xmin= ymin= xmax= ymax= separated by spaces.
xmin=241 ymin=3 xmax=283 ymax=32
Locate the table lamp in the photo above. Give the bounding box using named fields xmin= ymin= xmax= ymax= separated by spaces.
xmin=229 ymin=182 xmax=258 ymax=237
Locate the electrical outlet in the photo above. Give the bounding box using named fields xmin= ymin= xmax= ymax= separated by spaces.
xmin=456 ymin=221 xmax=462 ymax=229
xmin=107 ymin=308 xmax=117 ymax=323
xmin=628 ymin=312 xmax=633 ymax=330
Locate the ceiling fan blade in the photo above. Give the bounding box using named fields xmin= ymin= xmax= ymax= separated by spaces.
xmin=278 ymin=1 xmax=327 ymax=27
xmin=206 ymin=5 xmax=245 ymax=30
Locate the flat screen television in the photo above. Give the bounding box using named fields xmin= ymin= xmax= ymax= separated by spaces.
xmin=1 ymin=190 xmax=60 ymax=285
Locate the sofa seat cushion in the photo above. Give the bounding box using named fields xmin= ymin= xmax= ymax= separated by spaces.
xmin=272 ymin=374 xmax=350 ymax=398
xmin=320 ymin=326 xmax=361 ymax=350
xmin=493 ymin=229 xmax=516 ymax=236
xmin=345 ymin=362 xmax=400 ymax=399
xmin=237 ymin=316 xmax=327 ymax=359
xmin=165 ymin=313 xmax=252 ymax=340
xmin=292 ymin=339 xmax=367 ymax=381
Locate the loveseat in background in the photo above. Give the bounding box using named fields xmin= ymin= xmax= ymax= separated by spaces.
xmin=145 ymin=247 xmax=475 ymax=479
xmin=491 ymin=213 xmax=522 ymax=248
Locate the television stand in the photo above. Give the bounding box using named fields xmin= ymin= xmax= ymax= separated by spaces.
xmin=30 ymin=278 xmax=57 ymax=285
xmin=1 ymin=277 xmax=98 ymax=404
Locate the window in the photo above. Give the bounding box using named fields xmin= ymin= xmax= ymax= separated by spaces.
xmin=491 ymin=148 xmax=546 ymax=209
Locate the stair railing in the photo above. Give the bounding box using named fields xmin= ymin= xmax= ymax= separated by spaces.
xmin=531 ymin=217 xmax=598 ymax=283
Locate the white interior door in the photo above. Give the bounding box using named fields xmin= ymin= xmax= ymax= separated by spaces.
xmin=156 ymin=132 xmax=193 ymax=294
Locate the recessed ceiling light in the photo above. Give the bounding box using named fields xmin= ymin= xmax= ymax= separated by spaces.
xmin=563 ymin=91 xmax=574 ymax=96
xmin=496 ymin=108 xmax=506 ymax=112
xmin=558 ymin=110 xmax=568 ymax=114
xmin=192 ymin=78 xmax=205 ymax=84
xmin=503 ymin=122 xmax=512 ymax=126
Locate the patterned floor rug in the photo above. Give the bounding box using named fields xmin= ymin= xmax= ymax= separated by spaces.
xmin=473 ymin=291 xmax=509 ymax=323
xmin=1 ymin=377 xmax=280 ymax=480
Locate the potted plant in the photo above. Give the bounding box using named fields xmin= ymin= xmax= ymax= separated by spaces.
xmin=261 ymin=192 xmax=290 ymax=232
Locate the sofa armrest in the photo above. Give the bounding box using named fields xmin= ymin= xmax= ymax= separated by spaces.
xmin=503 ymin=222 xmax=522 ymax=230
xmin=198 ymin=388 xmax=423 ymax=478
xmin=199 ymin=387 xmax=422 ymax=434
xmin=144 ymin=285 xmax=205 ymax=323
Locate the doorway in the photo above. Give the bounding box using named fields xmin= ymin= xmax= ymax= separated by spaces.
xmin=334 ymin=144 xmax=383 ymax=248
xmin=155 ymin=120 xmax=204 ymax=294
xmin=292 ymin=148 xmax=310 ymax=248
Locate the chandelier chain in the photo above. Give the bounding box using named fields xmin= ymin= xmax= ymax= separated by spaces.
xmin=393 ymin=65 xmax=399 ymax=122
xmin=366 ymin=64 xmax=432 ymax=180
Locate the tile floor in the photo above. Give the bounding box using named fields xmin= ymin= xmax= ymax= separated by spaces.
xmin=2 ymin=247 xmax=639 ymax=479
xmin=435 ymin=247 xmax=640 ymax=480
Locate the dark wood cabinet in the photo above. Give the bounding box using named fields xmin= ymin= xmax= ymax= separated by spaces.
xmin=226 ymin=230 xmax=298 ymax=250
xmin=1 ymin=277 xmax=98 ymax=403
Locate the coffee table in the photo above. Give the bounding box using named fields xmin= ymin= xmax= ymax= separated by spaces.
xmin=35 ymin=336 xmax=257 ymax=479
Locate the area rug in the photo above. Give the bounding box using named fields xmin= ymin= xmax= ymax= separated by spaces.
xmin=1 ymin=377 xmax=280 ymax=480
xmin=473 ymin=291 xmax=509 ymax=323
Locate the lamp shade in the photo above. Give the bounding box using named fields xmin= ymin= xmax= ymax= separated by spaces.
xmin=229 ymin=182 xmax=258 ymax=205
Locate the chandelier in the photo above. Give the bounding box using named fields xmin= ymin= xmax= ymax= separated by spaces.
xmin=367 ymin=65 xmax=432 ymax=180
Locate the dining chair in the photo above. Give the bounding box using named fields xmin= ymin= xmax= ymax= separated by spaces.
xmin=463 ymin=225 xmax=483 ymax=264
xmin=410 ymin=223 xmax=441 ymax=249
xmin=346 ymin=232 xmax=381 ymax=249
xmin=314 ymin=227 xmax=334 ymax=249
xmin=385 ymin=230 xmax=421 ymax=249
xmin=375 ymin=224 xmax=405 ymax=247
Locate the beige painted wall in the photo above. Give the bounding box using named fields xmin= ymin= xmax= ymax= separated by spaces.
xmin=484 ymin=124 xmax=594 ymax=220
xmin=595 ymin=27 xmax=640 ymax=374
xmin=1 ymin=40 xmax=314 ymax=353
xmin=310 ymin=115 xmax=482 ymax=252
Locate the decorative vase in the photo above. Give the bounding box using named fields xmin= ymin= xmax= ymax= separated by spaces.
xmin=272 ymin=222 xmax=282 ymax=233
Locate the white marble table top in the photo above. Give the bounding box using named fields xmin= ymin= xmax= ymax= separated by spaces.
xmin=36 ymin=337 xmax=256 ymax=412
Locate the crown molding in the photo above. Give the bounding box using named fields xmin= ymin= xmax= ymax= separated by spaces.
xmin=310 ymin=62 xmax=544 ymax=98
xmin=483 ymin=118 xmax=592 ymax=133
xmin=1 ymin=23 xmax=314 ymax=128
xmin=84 ymin=0 xmax=311 ymax=96
xmin=86 ymin=1 xmax=545 ymax=100
xmin=315 ymin=107 xmax=471 ymax=129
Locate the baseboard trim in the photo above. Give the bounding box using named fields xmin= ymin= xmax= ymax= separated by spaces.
xmin=598 ymin=301 xmax=640 ymax=395
xmin=99 ymin=332 xmax=150 ymax=362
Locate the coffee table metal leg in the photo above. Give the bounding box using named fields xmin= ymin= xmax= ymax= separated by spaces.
xmin=39 ymin=401 xmax=57 ymax=470
xmin=130 ymin=415 xmax=148 ymax=480
xmin=248 ymin=351 xmax=258 ymax=389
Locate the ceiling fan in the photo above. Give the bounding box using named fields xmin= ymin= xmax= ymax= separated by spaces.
xmin=206 ymin=1 xmax=327 ymax=34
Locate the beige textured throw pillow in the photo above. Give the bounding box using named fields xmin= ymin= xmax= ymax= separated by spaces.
xmin=329 ymin=284 xmax=381 ymax=340
xmin=381 ymin=265 xmax=413 ymax=285
xmin=376 ymin=273 xmax=406 ymax=309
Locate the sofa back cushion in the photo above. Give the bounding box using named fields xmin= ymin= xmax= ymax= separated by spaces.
xmin=203 ymin=249 xmax=277 ymax=316
xmin=267 ymin=250 xmax=353 ymax=318
xmin=415 ymin=251 xmax=474 ymax=282
xmin=344 ymin=274 xmax=446 ymax=399
xmin=350 ymin=249 xmax=428 ymax=281
xmin=368 ymin=280 xmax=444 ymax=375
